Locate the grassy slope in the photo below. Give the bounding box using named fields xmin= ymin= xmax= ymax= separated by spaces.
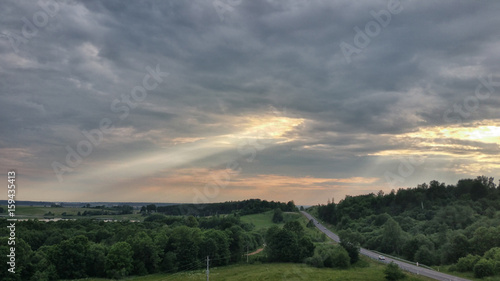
xmin=70 ymin=260 xmax=434 ymax=281
xmin=437 ymin=265 xmax=500 ymax=281
xmin=240 ymin=210 xmax=300 ymax=230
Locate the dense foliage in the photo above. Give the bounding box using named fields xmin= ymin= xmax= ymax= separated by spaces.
xmin=314 ymin=176 xmax=500 ymax=276
xmin=154 ymin=199 xmax=297 ymax=216
xmin=265 ymin=221 xmax=314 ymax=263
xmin=0 ymin=212 xmax=265 ymax=281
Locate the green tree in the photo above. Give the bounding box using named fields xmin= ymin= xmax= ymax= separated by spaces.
xmin=266 ymin=228 xmax=299 ymax=262
xmin=272 ymin=208 xmax=284 ymax=223
xmin=382 ymin=218 xmax=404 ymax=254
xmin=471 ymin=178 xmax=488 ymax=200
xmin=414 ymin=245 xmax=435 ymax=266
xmin=340 ymin=240 xmax=360 ymax=264
xmin=29 ymin=246 xmax=58 ymax=281
xmin=127 ymin=232 xmax=160 ymax=275
xmin=105 ymin=242 xmax=134 ymax=279
xmin=316 ymin=245 xmax=350 ymax=269
xmin=402 ymin=234 xmax=433 ymax=261
xmin=201 ymin=229 xmax=230 ymax=266
xmin=185 ymin=215 xmax=199 ymax=227
xmin=146 ymin=204 xmax=157 ymax=213
xmin=484 ymin=247 xmax=500 ymax=261
xmin=384 ymin=262 xmax=406 ymax=280
xmin=472 ymin=227 xmax=497 ymax=256
xmin=298 ymin=236 xmax=315 ymax=260
xmin=306 ymin=219 xmax=315 ymax=228
xmin=87 ymin=242 xmax=107 ymax=277
xmin=473 ymin=258 xmax=495 ymax=278
xmin=339 ymin=228 xmax=364 ymax=246
xmin=50 ymin=235 xmax=90 ymax=279
xmin=456 ymin=254 xmax=480 ymax=272
xmin=0 ymin=237 xmax=33 ymax=281
xmin=447 ymin=234 xmax=470 ymax=263
xmin=283 ymin=220 xmax=304 ymax=236
xmin=167 ymin=226 xmax=202 ymax=268
xmin=226 ymin=225 xmax=244 ymax=262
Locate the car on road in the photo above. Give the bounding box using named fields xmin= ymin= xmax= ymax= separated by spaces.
xmin=378 ymin=255 xmax=385 ymax=260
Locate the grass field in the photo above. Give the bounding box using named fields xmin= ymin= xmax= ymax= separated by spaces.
xmin=0 ymin=205 xmax=145 ymax=221
xmin=437 ymin=265 xmax=500 ymax=281
xmin=68 ymin=260 xmax=435 ymax=281
xmin=240 ymin=211 xmax=300 ymax=230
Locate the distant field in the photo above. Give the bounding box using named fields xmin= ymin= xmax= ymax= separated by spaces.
xmin=69 ymin=260 xmax=434 ymax=281
xmin=0 ymin=205 xmax=145 ymax=221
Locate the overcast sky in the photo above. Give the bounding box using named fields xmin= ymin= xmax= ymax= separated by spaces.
xmin=1 ymin=0 xmax=500 ymax=205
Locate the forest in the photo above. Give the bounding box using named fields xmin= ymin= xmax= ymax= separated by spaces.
xmin=313 ymin=176 xmax=500 ymax=278
xmin=0 ymin=199 xmax=360 ymax=280
xmin=151 ymin=198 xmax=297 ymax=216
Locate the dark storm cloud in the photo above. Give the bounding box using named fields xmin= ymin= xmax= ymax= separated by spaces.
xmin=1 ymin=0 xmax=499 ymax=201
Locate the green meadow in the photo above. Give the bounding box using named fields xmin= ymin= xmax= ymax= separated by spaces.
xmin=68 ymin=260 xmax=434 ymax=281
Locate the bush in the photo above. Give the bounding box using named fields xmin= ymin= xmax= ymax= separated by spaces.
xmin=307 ymin=219 xmax=315 ymax=228
xmin=340 ymin=241 xmax=360 ymax=264
xmin=414 ymin=245 xmax=435 ymax=266
xmin=456 ymin=254 xmax=480 ymax=272
xmin=473 ymin=258 xmax=495 ymax=278
xmin=484 ymin=247 xmax=500 ymax=261
xmin=305 ymin=254 xmax=324 ymax=268
xmin=329 ymin=246 xmax=350 ymax=269
xmin=319 ymin=246 xmax=350 ymax=269
xmin=307 ymin=245 xmax=350 ymax=269
xmin=384 ymin=262 xmax=406 ymax=281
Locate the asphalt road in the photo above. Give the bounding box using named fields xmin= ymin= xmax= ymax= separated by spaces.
xmin=301 ymin=211 xmax=471 ymax=281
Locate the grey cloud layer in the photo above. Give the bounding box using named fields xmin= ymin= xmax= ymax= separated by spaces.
xmin=1 ymin=0 xmax=499 ymax=192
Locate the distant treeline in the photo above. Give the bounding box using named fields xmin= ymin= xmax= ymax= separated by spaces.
xmin=144 ymin=199 xmax=297 ymax=216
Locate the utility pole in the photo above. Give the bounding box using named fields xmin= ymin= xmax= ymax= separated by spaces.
xmin=206 ymin=256 xmax=209 ymax=281
xmin=247 ymin=245 xmax=249 ymax=263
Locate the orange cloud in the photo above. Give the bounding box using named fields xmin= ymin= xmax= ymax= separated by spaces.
xmin=114 ymin=169 xmax=384 ymax=205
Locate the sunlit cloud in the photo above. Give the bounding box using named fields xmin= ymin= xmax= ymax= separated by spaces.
xmin=37 ymin=114 xmax=305 ymax=198
xmin=371 ymin=120 xmax=500 ymax=157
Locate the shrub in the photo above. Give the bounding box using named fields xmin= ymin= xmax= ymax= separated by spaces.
xmin=473 ymin=258 xmax=495 ymax=278
xmin=484 ymin=247 xmax=500 ymax=261
xmin=308 ymin=245 xmax=350 ymax=269
xmin=384 ymin=262 xmax=406 ymax=281
xmin=456 ymin=254 xmax=480 ymax=272
xmin=330 ymin=246 xmax=350 ymax=269
xmin=305 ymin=254 xmax=324 ymax=268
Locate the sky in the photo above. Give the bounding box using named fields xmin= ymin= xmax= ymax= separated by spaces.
xmin=1 ymin=0 xmax=500 ymax=205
